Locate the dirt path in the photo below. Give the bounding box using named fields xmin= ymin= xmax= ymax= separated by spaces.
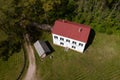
xmin=23 ymin=35 xmax=37 ymax=80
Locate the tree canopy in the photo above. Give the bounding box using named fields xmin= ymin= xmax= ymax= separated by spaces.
xmin=0 ymin=0 xmax=120 ymax=59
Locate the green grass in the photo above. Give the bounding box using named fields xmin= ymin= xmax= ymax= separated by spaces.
xmin=0 ymin=30 xmax=24 ymax=80
xmin=36 ymin=32 xmax=120 ymax=80
xmin=0 ymin=50 xmax=24 ymax=80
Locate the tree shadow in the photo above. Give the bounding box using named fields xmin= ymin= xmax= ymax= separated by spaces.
xmin=0 ymin=39 xmax=22 ymax=61
xmin=2 ymin=50 xmax=9 ymax=61
xmin=45 ymin=41 xmax=55 ymax=55
xmin=26 ymin=24 xmax=43 ymax=43
xmin=84 ymin=29 xmax=95 ymax=52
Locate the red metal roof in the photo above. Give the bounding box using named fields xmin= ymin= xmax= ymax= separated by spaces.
xmin=52 ymin=20 xmax=91 ymax=43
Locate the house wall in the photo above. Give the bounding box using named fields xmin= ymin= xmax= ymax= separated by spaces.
xmin=52 ymin=34 xmax=86 ymax=53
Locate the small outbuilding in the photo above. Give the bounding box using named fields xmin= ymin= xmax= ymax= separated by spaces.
xmin=34 ymin=40 xmax=51 ymax=58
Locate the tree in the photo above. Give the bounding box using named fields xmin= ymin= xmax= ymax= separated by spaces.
xmin=41 ymin=0 xmax=77 ymax=24
xmin=0 ymin=0 xmax=44 ymax=60
xmin=74 ymin=0 xmax=120 ymax=34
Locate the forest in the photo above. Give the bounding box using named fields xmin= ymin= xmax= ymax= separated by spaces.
xmin=0 ymin=0 xmax=120 ymax=59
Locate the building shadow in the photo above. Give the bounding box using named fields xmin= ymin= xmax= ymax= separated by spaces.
xmin=84 ymin=29 xmax=95 ymax=52
xmin=45 ymin=41 xmax=55 ymax=55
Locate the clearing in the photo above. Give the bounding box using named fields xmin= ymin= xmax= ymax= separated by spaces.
xmin=35 ymin=32 xmax=120 ymax=80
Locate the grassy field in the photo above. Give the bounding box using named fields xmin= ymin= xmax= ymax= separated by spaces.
xmin=35 ymin=32 xmax=120 ymax=80
xmin=0 ymin=30 xmax=24 ymax=80
xmin=0 ymin=50 xmax=24 ymax=80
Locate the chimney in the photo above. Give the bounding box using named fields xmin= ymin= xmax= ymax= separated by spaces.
xmin=79 ymin=28 xmax=82 ymax=32
xmin=63 ymin=20 xmax=65 ymax=22
xmin=62 ymin=20 xmax=67 ymax=23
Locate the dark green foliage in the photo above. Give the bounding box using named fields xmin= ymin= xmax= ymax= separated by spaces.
xmin=0 ymin=39 xmax=21 ymax=60
xmin=0 ymin=0 xmax=120 ymax=59
xmin=97 ymin=24 xmax=106 ymax=33
xmin=0 ymin=0 xmax=45 ymax=59
xmin=26 ymin=24 xmax=42 ymax=43
xmin=74 ymin=0 xmax=120 ymax=34
xmin=44 ymin=0 xmax=77 ymax=24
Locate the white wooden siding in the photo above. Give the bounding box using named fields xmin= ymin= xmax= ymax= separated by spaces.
xmin=52 ymin=34 xmax=86 ymax=53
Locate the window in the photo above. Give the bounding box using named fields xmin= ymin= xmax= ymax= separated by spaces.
xmin=66 ymin=39 xmax=70 ymax=42
xmin=60 ymin=37 xmax=64 ymax=41
xmin=72 ymin=41 xmax=76 ymax=44
xmin=60 ymin=42 xmax=64 ymax=45
xmin=54 ymin=36 xmax=58 ymax=39
xmin=72 ymin=46 xmax=76 ymax=49
xmin=79 ymin=43 xmax=83 ymax=47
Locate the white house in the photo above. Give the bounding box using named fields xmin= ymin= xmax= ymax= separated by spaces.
xmin=52 ymin=20 xmax=91 ymax=53
xmin=34 ymin=40 xmax=51 ymax=58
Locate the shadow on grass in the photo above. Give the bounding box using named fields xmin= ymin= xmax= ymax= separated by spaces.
xmin=26 ymin=24 xmax=43 ymax=43
xmin=0 ymin=40 xmax=22 ymax=61
xmin=84 ymin=29 xmax=95 ymax=52
xmin=45 ymin=41 xmax=55 ymax=55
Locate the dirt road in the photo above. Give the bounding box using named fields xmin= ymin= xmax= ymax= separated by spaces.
xmin=23 ymin=35 xmax=37 ymax=80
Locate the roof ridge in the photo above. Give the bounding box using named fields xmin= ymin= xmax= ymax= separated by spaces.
xmin=56 ymin=20 xmax=90 ymax=28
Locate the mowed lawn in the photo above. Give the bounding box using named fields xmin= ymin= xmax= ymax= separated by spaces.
xmin=0 ymin=30 xmax=24 ymax=80
xmin=35 ymin=32 xmax=120 ymax=80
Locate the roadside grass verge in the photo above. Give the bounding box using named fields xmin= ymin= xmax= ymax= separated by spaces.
xmin=35 ymin=32 xmax=120 ymax=80
xmin=0 ymin=49 xmax=24 ymax=80
xmin=18 ymin=45 xmax=29 ymax=80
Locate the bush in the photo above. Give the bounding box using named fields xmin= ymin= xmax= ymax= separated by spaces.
xmin=96 ymin=24 xmax=106 ymax=33
xmin=106 ymin=29 xmax=113 ymax=35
